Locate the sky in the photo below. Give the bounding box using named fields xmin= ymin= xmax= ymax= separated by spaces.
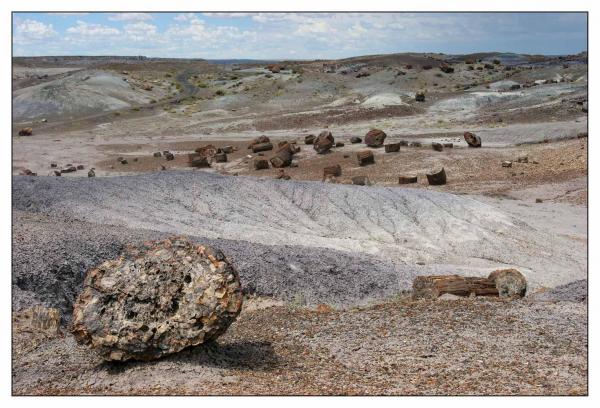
xmin=12 ymin=12 xmax=587 ymax=59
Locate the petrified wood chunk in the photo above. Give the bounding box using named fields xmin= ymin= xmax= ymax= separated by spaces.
xmin=252 ymin=142 xmax=274 ymax=153
xmin=71 ymin=237 xmax=243 ymax=362
xmin=464 ymin=131 xmax=481 ymax=147
xmin=323 ymin=164 xmax=342 ymax=178
xmin=357 ymin=150 xmax=375 ymax=166
xmin=314 ymin=131 xmax=335 ymax=154
xmin=426 ymin=167 xmax=446 ymax=185
xmin=364 ymin=129 xmax=387 ymax=147
xmin=398 ymin=175 xmax=418 ymax=184
xmin=384 ymin=143 xmax=400 ymax=153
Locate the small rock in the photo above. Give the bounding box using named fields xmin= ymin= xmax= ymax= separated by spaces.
xmin=88 ymin=169 xmax=96 ymax=178
xmin=76 ymin=165 xmax=84 ymax=170
xmin=517 ymin=156 xmax=528 ymax=163
xmin=351 ymin=176 xmax=371 ymax=186
xmin=536 ymin=198 xmax=543 ymax=203
xmin=431 ymin=142 xmax=443 ymax=152
xmin=502 ymin=161 xmax=512 ymax=168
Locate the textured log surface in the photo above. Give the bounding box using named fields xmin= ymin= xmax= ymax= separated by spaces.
xmin=71 ymin=237 xmax=243 ymax=361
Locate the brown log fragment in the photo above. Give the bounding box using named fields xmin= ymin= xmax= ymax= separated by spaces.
xmin=323 ymin=164 xmax=342 ymax=178
xmin=426 ymin=167 xmax=446 ymax=185
xmin=252 ymin=142 xmax=273 ymax=153
xmin=357 ymin=150 xmax=375 ymax=166
xmin=385 ymin=143 xmax=400 ymax=153
xmin=398 ymin=175 xmax=418 ymax=184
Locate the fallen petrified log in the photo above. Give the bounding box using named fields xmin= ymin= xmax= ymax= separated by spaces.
xmin=426 ymin=167 xmax=446 ymax=185
xmin=270 ymin=144 xmax=294 ymax=168
xmin=364 ymin=129 xmax=387 ymax=147
xmin=252 ymin=142 xmax=273 ymax=153
xmin=314 ymin=131 xmax=335 ymax=154
xmin=385 ymin=143 xmax=400 ymax=153
xmin=253 ymin=158 xmax=269 ymax=170
xmin=412 ymin=269 xmax=527 ymax=300
xmin=357 ymin=150 xmax=375 ymax=166
xmin=71 ymin=237 xmax=243 ymax=362
xmin=248 ymin=135 xmax=271 ymax=149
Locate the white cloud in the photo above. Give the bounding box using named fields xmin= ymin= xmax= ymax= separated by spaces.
xmin=295 ymin=20 xmax=334 ymax=35
xmin=14 ymin=19 xmax=57 ymax=43
xmin=66 ymin=21 xmax=120 ymax=38
xmin=202 ymin=13 xmax=252 ymax=18
xmin=124 ymin=22 xmax=158 ymax=42
xmin=46 ymin=13 xmax=90 ymax=17
xmin=108 ymin=13 xmax=153 ymax=22
xmin=174 ymin=13 xmax=196 ymax=22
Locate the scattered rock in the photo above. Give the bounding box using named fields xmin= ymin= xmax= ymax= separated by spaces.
xmin=71 ymin=237 xmax=243 ymax=362
xmin=313 ymin=131 xmax=335 ymax=154
xmin=502 ymin=161 xmax=512 ymax=168
xmin=304 ymin=135 xmax=316 ymax=145
xmin=364 ymin=129 xmax=387 ymax=147
xmin=50 ymin=163 xmax=57 ymax=168
xmin=153 ymin=152 xmax=162 ymax=158
xmin=464 ymin=132 xmax=481 ymax=148
xmin=536 ymin=198 xmax=543 ymax=203
xmin=415 ymin=91 xmax=425 ymax=102
xmin=350 ymin=136 xmax=362 ymax=144
xmin=213 ymin=152 xmax=228 ymax=163
xmin=517 ymin=156 xmax=528 ymax=163
xmin=335 ymin=142 xmax=345 ymax=148
xmin=398 ymin=175 xmax=418 ymax=184
xmin=222 ymin=146 xmax=234 ymax=154
xmin=53 ymin=170 xmax=61 ymax=176
xmin=426 ymin=167 xmax=447 ymax=185
xmin=76 ymin=165 xmax=84 ymax=170
xmin=120 ymin=159 xmax=128 ymax=165
xmin=189 ymin=154 xmax=210 ymax=168
xmin=13 ymin=306 xmax=61 ymax=336
xmin=61 ymin=166 xmax=76 ymax=174
xmin=399 ymin=140 xmax=409 ymax=146
xmin=443 ymin=143 xmax=453 ymax=148
xmin=248 ymin=135 xmax=271 ymax=149
xmin=357 ymin=150 xmax=375 ymax=166
xmin=275 ymin=169 xmax=291 ymax=180
xmin=439 ymin=63 xmax=454 ymax=73
xmin=88 ymin=169 xmax=96 ymax=177
xmin=164 ymin=152 xmax=175 ymax=161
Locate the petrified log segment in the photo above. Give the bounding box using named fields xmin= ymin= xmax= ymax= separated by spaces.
xmin=426 ymin=167 xmax=446 ymax=185
xmin=252 ymin=158 xmax=269 ymax=170
xmin=305 ymin=135 xmax=316 ymax=144
xmin=189 ymin=154 xmax=210 ymax=168
xmin=71 ymin=237 xmax=243 ymax=362
xmin=398 ymin=175 xmax=418 ymax=184
xmin=364 ymin=129 xmax=387 ymax=147
xmin=357 ymin=150 xmax=375 ymax=166
xmin=385 ymin=143 xmax=400 ymax=153
xmin=323 ymin=164 xmax=342 ymax=178
xmin=432 ymin=142 xmax=443 ymax=152
xmin=314 ymin=131 xmax=335 ymax=154
xmin=270 ymin=146 xmax=293 ymax=168
xmin=213 ymin=152 xmax=228 ymax=163
xmin=464 ymin=132 xmax=482 ymax=147
xmin=252 ymin=142 xmax=273 ymax=153
xmin=413 ymin=269 xmax=527 ymax=300
xmin=248 ymin=135 xmax=270 ymax=149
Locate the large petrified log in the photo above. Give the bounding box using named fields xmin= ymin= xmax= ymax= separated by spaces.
xmin=270 ymin=143 xmax=294 ymax=168
xmin=413 ymin=269 xmax=527 ymax=300
xmin=248 ymin=135 xmax=270 ymax=149
xmin=71 ymin=237 xmax=243 ymax=362
xmin=252 ymin=142 xmax=274 ymax=153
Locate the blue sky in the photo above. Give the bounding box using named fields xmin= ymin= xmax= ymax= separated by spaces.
xmin=12 ymin=12 xmax=587 ymax=59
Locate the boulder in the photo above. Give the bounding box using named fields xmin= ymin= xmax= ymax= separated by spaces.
xmin=50 ymin=163 xmax=58 ymax=168
xmin=384 ymin=143 xmax=400 ymax=153
xmin=71 ymin=237 xmax=243 ymax=362
xmin=252 ymin=142 xmax=273 ymax=153
xmin=364 ymin=129 xmax=387 ymax=147
xmin=426 ymin=167 xmax=447 ymax=185
xmin=351 ymin=176 xmax=371 ymax=186
xmin=304 ymin=135 xmax=316 ymax=145
xmin=464 ymin=132 xmax=481 ymax=148
xmin=350 ymin=136 xmax=362 ymax=144
xmin=120 ymin=159 xmax=128 ymax=165
xmin=313 ymin=131 xmax=335 ymax=154
xmin=357 ymin=150 xmax=375 ymax=166
xmin=323 ymin=164 xmax=342 ymax=178
xmin=431 ymin=142 xmax=443 ymax=152
xmin=195 ymin=145 xmax=218 ymax=157
xmin=253 ymin=158 xmax=269 ymax=170
xmin=18 ymin=127 xmax=33 ymax=136
xmin=398 ymin=175 xmax=418 ymax=184
xmin=487 ymin=269 xmax=527 ymax=298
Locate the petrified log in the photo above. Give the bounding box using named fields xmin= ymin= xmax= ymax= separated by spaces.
xmin=385 ymin=143 xmax=400 ymax=153
xmin=305 ymin=134 xmax=316 ymax=144
xmin=463 ymin=132 xmax=481 ymax=148
xmin=357 ymin=150 xmax=375 ymax=166
xmin=252 ymin=158 xmax=269 ymax=170
xmin=364 ymin=129 xmax=387 ymax=147
xmin=323 ymin=164 xmax=342 ymax=178
xmin=71 ymin=237 xmax=243 ymax=362
xmin=413 ymin=269 xmax=527 ymax=300
xmin=270 ymin=147 xmax=293 ymax=168
xmin=426 ymin=167 xmax=446 ymax=185
xmin=432 ymin=142 xmax=443 ymax=152
xmin=248 ymin=135 xmax=270 ymax=149
xmin=398 ymin=175 xmax=418 ymax=184
xmin=18 ymin=127 xmax=33 ymax=136
xmin=252 ymin=142 xmax=273 ymax=153
xmin=314 ymin=131 xmax=334 ymax=154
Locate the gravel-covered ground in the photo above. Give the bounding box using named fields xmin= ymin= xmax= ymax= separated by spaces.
xmin=12 ymin=294 xmax=587 ymax=395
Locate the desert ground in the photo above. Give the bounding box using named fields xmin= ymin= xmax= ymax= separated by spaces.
xmin=12 ymin=52 xmax=587 ymax=395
